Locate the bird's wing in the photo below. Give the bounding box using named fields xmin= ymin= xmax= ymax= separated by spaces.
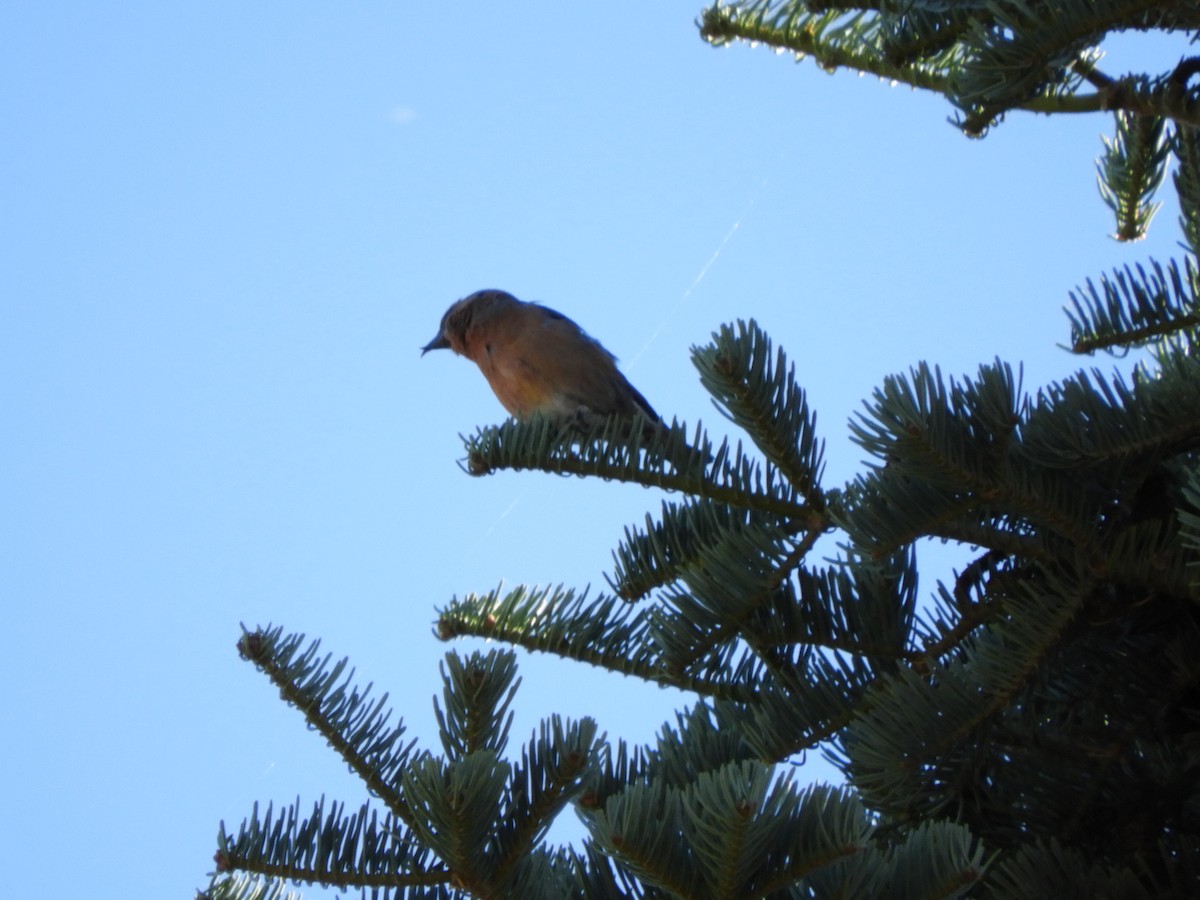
xmin=532 ymin=310 xmax=661 ymax=423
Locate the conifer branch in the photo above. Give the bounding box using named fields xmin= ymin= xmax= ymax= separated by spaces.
xmin=699 ymin=1 xmax=1200 ymax=135
xmin=715 ymin=649 xmax=881 ymax=761
xmin=985 ymin=838 xmax=1150 ymax=897
xmin=739 ymin=551 xmax=917 ymax=670
xmin=1181 ymin=469 xmax=1200 ymax=585
xmin=608 ymin=499 xmax=820 ymax=602
xmin=1097 ymin=112 xmax=1170 ymax=242
xmin=840 ymin=569 xmax=1093 ymax=818
xmin=437 ymin=585 xmax=657 ymax=676
xmin=691 ymin=319 xmax=826 ymax=510
xmin=699 ymin=4 xmax=957 ymax=94
xmin=645 ymin=521 xmax=824 ymax=679
xmin=236 ymin=627 xmax=420 ymax=828
xmin=398 ymin=751 xmax=510 ymax=891
xmin=213 ymin=798 xmax=447 ymax=893
xmin=436 ymin=584 xmax=760 ymax=701
xmin=1067 ymin=257 xmax=1200 ymax=352
xmin=846 ymin=361 xmax=1106 ymax=554
xmin=492 ymin=718 xmax=601 ymax=887
xmin=910 ymin=554 xmax=1010 ymax=671
xmin=433 ymin=651 xmax=519 ymax=760
xmin=1174 ymin=125 xmax=1200 ymax=256
xmin=462 ymin=417 xmax=811 ymax=522
xmin=202 ymin=872 xmax=305 ymax=900
xmin=1024 ymin=355 xmax=1200 ymax=471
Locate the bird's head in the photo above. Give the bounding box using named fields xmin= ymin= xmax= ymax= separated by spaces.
xmin=421 ymin=289 xmax=519 ymax=356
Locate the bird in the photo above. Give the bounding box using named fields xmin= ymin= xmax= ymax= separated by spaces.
xmin=421 ymin=289 xmax=669 ymax=444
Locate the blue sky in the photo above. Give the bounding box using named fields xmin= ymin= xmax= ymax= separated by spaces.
xmin=2 ymin=4 xmax=1185 ymax=896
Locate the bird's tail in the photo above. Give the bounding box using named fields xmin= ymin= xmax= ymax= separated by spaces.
xmin=637 ymin=416 xmax=711 ymax=474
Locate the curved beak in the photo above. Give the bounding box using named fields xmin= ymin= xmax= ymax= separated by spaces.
xmin=421 ymin=332 xmax=450 ymax=356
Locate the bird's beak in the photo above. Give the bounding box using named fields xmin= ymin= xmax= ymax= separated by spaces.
xmin=421 ymin=333 xmax=450 ymax=356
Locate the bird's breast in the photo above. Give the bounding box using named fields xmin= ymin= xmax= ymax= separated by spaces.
xmin=473 ymin=344 xmax=554 ymax=419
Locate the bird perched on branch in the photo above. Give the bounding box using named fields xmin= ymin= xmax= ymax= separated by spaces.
xmin=421 ymin=288 xmax=669 ymax=444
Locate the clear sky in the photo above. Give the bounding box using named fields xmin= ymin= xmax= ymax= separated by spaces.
xmin=2 ymin=4 xmax=1184 ymax=897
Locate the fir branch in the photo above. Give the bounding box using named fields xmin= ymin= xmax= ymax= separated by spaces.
xmin=948 ymin=0 xmax=1144 ymax=134
xmin=725 ymin=550 xmax=919 ymax=673
xmin=608 ymin=499 xmax=819 ymax=603
xmin=839 ymin=566 xmax=1093 ymax=819
xmin=461 ymin=416 xmax=811 ymax=522
xmin=1097 ymin=112 xmax=1170 ymax=242
xmin=699 ymin=3 xmax=958 ymax=94
xmin=219 ymin=634 xmax=606 ymax=898
xmin=984 ymin=838 xmax=1152 ymax=899
xmin=646 ymin=704 xmax=762 ymax=787
xmin=652 ymin=586 xmax=774 ymax=683
xmin=1181 ymin=467 xmax=1200 ymax=591
xmin=437 ymin=584 xmax=654 ymax=676
xmin=861 ymin=819 xmax=987 ymax=899
xmin=1100 ymin=516 xmax=1197 ymax=601
xmin=686 ymin=766 xmax=764 ymax=896
xmin=214 ymin=798 xmax=446 ymax=893
xmin=460 ymin=415 xmax=704 ymax=482
xmin=714 ymin=647 xmax=882 ymax=761
xmin=844 ymin=361 xmax=1107 ymax=555
xmin=236 ymin=627 xmax=419 ymax=827
xmin=398 ymin=752 xmax=510 ymax=890
xmin=874 ymin=1 xmax=988 ymax=69
xmin=1174 ymin=125 xmax=1200 ymax=256
xmin=849 ymin=361 xmax=1023 ymax=490
xmin=1092 ymin=62 xmax=1200 ymax=129
xmin=582 ymin=737 xmax=657 ymax=811
xmin=839 ymin=475 xmax=1001 ymax=559
xmin=493 ymin=718 xmax=601 ymax=886
xmin=497 ymin=846 xmax=598 ymax=900
xmin=643 ymin=513 xmax=821 ymax=678
xmin=662 ymin=546 xmax=914 ymax=713
xmin=712 ymin=774 xmax=871 ymax=895
xmin=433 ymin=650 xmax=520 ymax=761
xmin=201 ymin=872 xmax=306 ymax=900
xmin=588 ymin=777 xmax=696 ymax=897
xmin=1023 ymin=355 xmax=1200 ymax=472
xmin=910 ymin=555 xmax=1012 ymax=671
xmin=839 ymin=470 xmax=1084 ymax=567
xmin=587 ymin=762 xmax=873 ymax=896
xmin=574 ymin=842 xmax=669 ymax=899
xmin=929 ymin=518 xmax=1049 ymax=564
xmin=691 ymin=319 xmax=826 ymax=509
xmin=1067 ymin=257 xmax=1200 ymax=353
xmin=435 ymin=583 xmax=758 ymax=701
xmin=699 ymin=0 xmax=1200 ymax=136
xmin=1005 ymin=75 xmax=1200 ymax=128
xmin=752 ymin=782 xmax=875 ymax=893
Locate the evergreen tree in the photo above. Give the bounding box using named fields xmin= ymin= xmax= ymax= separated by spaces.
xmin=201 ymin=3 xmax=1200 ymax=897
